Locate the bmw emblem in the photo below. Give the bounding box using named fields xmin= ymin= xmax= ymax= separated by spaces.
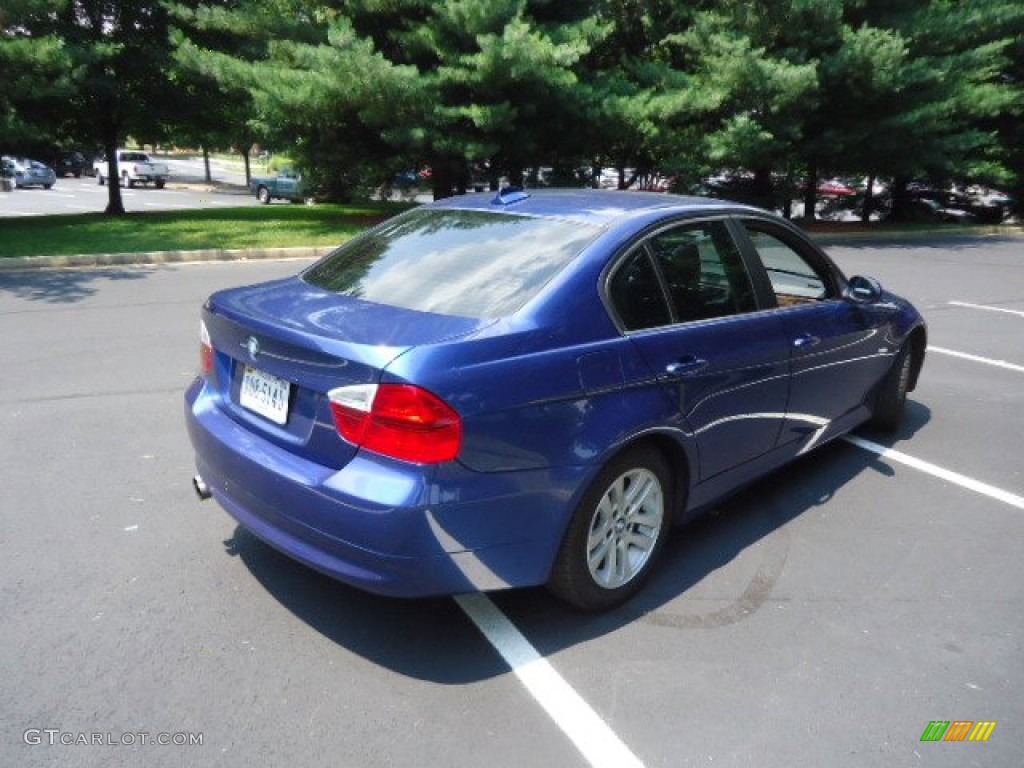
xmin=244 ymin=336 xmax=260 ymax=360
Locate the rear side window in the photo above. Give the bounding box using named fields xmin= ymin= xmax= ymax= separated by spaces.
xmin=304 ymin=209 xmax=601 ymax=318
xmin=608 ymin=250 xmax=671 ymax=331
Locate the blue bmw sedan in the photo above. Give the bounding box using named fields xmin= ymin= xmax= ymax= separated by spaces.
xmin=185 ymin=189 xmax=926 ymax=611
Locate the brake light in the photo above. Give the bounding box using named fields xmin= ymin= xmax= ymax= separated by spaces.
xmin=328 ymin=383 xmax=461 ymax=464
xmin=199 ymin=319 xmax=214 ymax=377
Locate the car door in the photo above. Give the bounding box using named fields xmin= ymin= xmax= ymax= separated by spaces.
xmin=733 ymin=218 xmax=896 ymax=452
xmin=606 ymin=218 xmax=792 ymax=481
xmin=278 ymin=169 xmax=299 ymax=197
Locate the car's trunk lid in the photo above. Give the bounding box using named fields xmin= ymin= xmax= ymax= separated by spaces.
xmin=203 ymin=277 xmax=493 ymax=468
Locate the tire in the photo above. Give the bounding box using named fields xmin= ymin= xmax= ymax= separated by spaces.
xmin=123 ymin=173 xmax=133 ymax=189
xmin=155 ymin=179 xmax=165 ymax=189
xmin=869 ymin=344 xmax=912 ymax=431
xmin=97 ymin=172 xmax=104 ymax=186
xmin=257 ymin=186 xmax=271 ymax=204
xmin=549 ymin=446 xmax=673 ymax=611
xmin=44 ymin=184 xmax=52 ymax=190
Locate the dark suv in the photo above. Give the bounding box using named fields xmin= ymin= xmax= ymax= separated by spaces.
xmin=53 ymin=150 xmax=87 ymax=178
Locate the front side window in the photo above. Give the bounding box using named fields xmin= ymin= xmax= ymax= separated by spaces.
xmin=303 ymin=208 xmax=602 ymax=318
xmin=743 ymin=227 xmax=831 ymax=306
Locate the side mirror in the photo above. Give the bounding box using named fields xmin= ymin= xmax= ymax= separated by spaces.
xmin=845 ymin=275 xmax=883 ymax=303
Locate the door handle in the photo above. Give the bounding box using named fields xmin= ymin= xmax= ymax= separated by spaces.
xmin=664 ymin=356 xmax=708 ymax=378
xmin=793 ymin=333 xmax=821 ymax=349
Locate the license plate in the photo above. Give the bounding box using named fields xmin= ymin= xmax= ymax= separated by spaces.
xmin=239 ymin=365 xmax=291 ymax=425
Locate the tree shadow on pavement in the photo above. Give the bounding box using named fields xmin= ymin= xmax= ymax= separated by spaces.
xmin=0 ymin=265 xmax=152 ymax=304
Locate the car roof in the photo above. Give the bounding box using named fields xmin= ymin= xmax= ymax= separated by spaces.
xmin=428 ymin=188 xmax=760 ymax=227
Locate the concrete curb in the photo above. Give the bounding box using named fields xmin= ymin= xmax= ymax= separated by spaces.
xmin=812 ymin=225 xmax=1023 ymax=245
xmin=0 ymin=245 xmax=335 ymax=271
xmin=0 ymin=226 xmax=1019 ymax=272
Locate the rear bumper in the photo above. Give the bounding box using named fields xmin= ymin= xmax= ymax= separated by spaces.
xmin=185 ymin=378 xmax=589 ymax=597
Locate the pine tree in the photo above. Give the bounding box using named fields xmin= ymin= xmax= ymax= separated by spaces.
xmin=4 ymin=0 xmax=191 ymax=214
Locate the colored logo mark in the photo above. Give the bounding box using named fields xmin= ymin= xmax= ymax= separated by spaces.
xmin=920 ymin=720 xmax=996 ymax=742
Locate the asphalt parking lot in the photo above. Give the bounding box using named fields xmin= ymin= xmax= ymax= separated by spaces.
xmin=0 ymin=161 xmax=255 ymax=217
xmin=1 ymin=233 xmax=1021 ymax=767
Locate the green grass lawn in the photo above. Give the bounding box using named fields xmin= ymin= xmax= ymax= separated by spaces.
xmin=2 ymin=199 xmax=1014 ymax=261
xmin=0 ymin=203 xmax=409 ymax=259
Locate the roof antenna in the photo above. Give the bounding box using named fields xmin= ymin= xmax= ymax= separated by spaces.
xmin=492 ymin=187 xmax=530 ymax=206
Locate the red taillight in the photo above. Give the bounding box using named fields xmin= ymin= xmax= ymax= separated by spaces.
xmin=200 ymin=319 xmax=214 ymax=377
xmin=328 ymin=383 xmax=462 ymax=464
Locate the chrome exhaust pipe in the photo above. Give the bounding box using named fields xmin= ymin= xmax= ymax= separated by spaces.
xmin=192 ymin=474 xmax=212 ymax=501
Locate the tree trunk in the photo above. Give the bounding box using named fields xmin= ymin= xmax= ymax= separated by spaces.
xmin=202 ymin=145 xmax=212 ymax=183
xmin=753 ymin=167 xmax=774 ymax=210
xmin=782 ymin=168 xmax=794 ymax=219
xmin=802 ymin=165 xmax=818 ymax=221
xmin=861 ymin=174 xmax=876 ymax=223
xmin=431 ymin=159 xmax=456 ymax=200
xmin=103 ymin=129 xmax=125 ymax=216
xmin=242 ymin=148 xmax=251 ymax=186
xmin=889 ymin=175 xmax=911 ymax=221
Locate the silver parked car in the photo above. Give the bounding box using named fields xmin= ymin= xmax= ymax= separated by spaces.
xmin=1 ymin=156 xmax=57 ymax=189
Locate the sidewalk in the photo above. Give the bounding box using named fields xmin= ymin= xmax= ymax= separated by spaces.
xmin=0 ymin=245 xmax=333 ymax=271
xmin=166 ymin=177 xmax=250 ymax=195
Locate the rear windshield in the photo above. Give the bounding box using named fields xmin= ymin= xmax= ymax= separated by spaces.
xmin=303 ymin=208 xmax=601 ymax=317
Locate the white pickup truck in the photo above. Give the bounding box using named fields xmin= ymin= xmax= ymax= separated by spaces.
xmin=94 ymin=150 xmax=169 ymax=189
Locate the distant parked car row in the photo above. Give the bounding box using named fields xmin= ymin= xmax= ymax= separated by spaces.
xmin=901 ymin=182 xmax=1013 ymax=224
xmin=1 ymin=148 xmax=177 ymax=194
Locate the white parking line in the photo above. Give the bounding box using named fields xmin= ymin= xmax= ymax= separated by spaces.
xmin=845 ymin=435 xmax=1024 ymax=511
xmin=455 ymin=593 xmax=645 ymax=768
xmin=949 ymin=300 xmax=1024 ymax=318
xmin=928 ymin=346 xmax=1024 ymax=373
